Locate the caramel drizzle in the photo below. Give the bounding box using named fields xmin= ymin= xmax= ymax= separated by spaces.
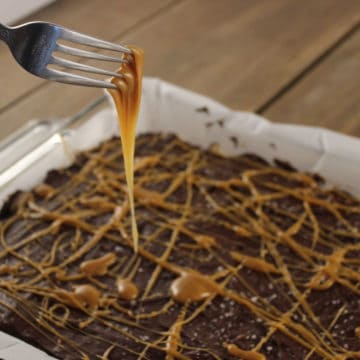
xmin=165 ymin=303 xmax=187 ymax=360
xmin=108 ymin=46 xmax=144 ymax=252
xmin=80 ymin=252 xmax=116 ymax=276
xmin=225 ymin=343 xmax=266 ymax=360
xmin=0 ymin=135 xmax=359 ymax=359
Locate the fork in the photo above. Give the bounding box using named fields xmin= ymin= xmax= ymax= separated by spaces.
xmin=0 ymin=21 xmax=132 ymax=89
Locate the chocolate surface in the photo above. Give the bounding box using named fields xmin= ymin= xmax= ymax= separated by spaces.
xmin=0 ymin=133 xmax=359 ymax=360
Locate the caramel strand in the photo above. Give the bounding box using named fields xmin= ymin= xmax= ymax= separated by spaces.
xmin=0 ymin=134 xmax=359 ymax=359
xmin=80 ymin=252 xmax=116 ymax=276
xmin=108 ymin=46 xmax=144 ymax=252
xmin=225 ymin=343 xmax=266 ymax=360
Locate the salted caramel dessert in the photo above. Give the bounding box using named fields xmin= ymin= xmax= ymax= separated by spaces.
xmin=0 ymin=133 xmax=359 ymax=359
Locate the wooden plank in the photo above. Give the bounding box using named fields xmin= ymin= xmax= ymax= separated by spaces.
xmin=0 ymin=0 xmax=176 ymax=110
xmin=1 ymin=0 xmax=360 ymax=141
xmin=127 ymin=0 xmax=360 ymax=109
xmin=263 ymin=27 xmax=360 ymax=137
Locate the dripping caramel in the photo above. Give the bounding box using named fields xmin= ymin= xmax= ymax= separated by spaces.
xmin=108 ymin=46 xmax=144 ymax=252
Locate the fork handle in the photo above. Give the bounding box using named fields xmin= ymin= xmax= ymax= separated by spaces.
xmin=0 ymin=23 xmax=10 ymax=43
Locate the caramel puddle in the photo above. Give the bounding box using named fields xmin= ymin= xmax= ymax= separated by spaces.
xmin=170 ymin=271 xmax=219 ymax=303
xmin=116 ymin=278 xmax=138 ymax=300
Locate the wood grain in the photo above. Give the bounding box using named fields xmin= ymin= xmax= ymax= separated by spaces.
xmin=1 ymin=0 xmax=360 ymax=141
xmin=0 ymin=0 xmax=176 ymax=110
xmin=126 ymin=0 xmax=360 ymax=110
xmin=264 ymin=27 xmax=360 ymax=137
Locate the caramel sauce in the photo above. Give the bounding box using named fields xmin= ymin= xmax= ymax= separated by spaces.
xmin=134 ymin=155 xmax=160 ymax=172
xmin=74 ymin=284 xmax=101 ymax=310
xmin=80 ymin=252 xmax=116 ymax=276
xmin=55 ymin=269 xmax=67 ymax=281
xmin=225 ymin=343 xmax=266 ymax=360
xmin=100 ymin=345 xmax=116 ymax=360
xmin=134 ymin=185 xmax=165 ymax=206
xmin=55 ymin=285 xmax=100 ymax=310
xmin=54 ymin=289 xmax=83 ymax=309
xmin=307 ymin=248 xmax=346 ymax=290
xmin=0 ymin=264 xmax=19 ymax=275
xmin=34 ymin=183 xmax=54 ymax=198
xmin=230 ymin=251 xmax=278 ymax=273
xmin=165 ymin=305 xmax=187 ymax=360
xmin=0 ymin=265 xmax=10 ymax=275
xmin=193 ymin=234 xmax=216 ymax=248
xmin=116 ymin=278 xmax=138 ymax=300
xmin=333 ymin=355 xmax=354 ymax=360
xmin=233 ymin=225 xmax=252 ymax=237
xmin=165 ymin=321 xmax=182 ymax=360
xmin=170 ymin=271 xmax=219 ymax=303
xmin=108 ymin=46 xmax=144 ymax=252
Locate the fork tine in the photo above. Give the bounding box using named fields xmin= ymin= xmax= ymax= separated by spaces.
xmin=56 ymin=44 xmax=125 ymax=62
xmin=44 ymin=68 xmax=117 ymax=89
xmin=59 ymin=28 xmax=132 ymax=54
xmin=51 ymin=56 xmax=123 ymax=78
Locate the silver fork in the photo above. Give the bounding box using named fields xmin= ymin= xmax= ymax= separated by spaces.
xmin=0 ymin=21 xmax=132 ymax=89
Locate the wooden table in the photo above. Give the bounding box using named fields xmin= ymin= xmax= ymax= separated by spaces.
xmin=0 ymin=0 xmax=359 ymax=141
